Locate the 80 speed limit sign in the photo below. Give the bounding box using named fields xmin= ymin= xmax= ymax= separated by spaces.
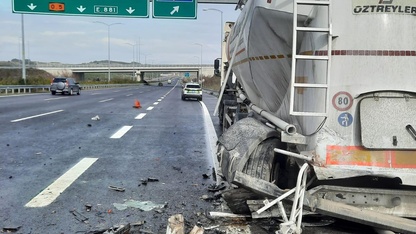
xmin=332 ymin=91 xmax=353 ymax=111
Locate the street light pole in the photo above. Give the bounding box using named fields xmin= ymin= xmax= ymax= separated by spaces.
xmin=193 ymin=56 xmax=200 ymax=83
xmin=21 ymin=14 xmax=26 ymax=84
xmin=93 ymin=21 xmax=121 ymax=83
xmin=203 ymin=8 xmax=223 ymax=55
xmin=193 ymin=43 xmax=203 ymax=83
xmin=126 ymin=43 xmax=136 ymax=80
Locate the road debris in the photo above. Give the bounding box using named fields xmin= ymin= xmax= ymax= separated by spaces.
xmin=202 ymin=174 xmax=210 ymax=179
xmin=140 ymin=177 xmax=160 ymax=185
xmin=70 ymin=210 xmax=88 ymax=223
xmin=2 ymin=226 xmax=21 ymax=232
xmin=87 ymin=223 xmax=130 ymax=234
xmin=108 ymin=185 xmax=125 ymax=192
xmin=91 ymin=115 xmax=100 ymax=121
xmin=113 ymin=200 xmax=166 ymax=211
xmin=166 ymin=214 xmax=184 ymax=234
xmin=85 ymin=204 xmax=92 ymax=212
xmin=189 ymin=225 xmax=204 ymax=234
xmin=207 ymin=182 xmax=226 ymax=192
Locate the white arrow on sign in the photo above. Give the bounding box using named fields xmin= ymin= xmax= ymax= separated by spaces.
xmin=170 ymin=6 xmax=179 ymax=15
xmin=77 ymin=5 xmax=86 ymax=12
xmin=126 ymin=7 xmax=135 ymax=14
xmin=27 ymin=3 xmax=37 ymax=10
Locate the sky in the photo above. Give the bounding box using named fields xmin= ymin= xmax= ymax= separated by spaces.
xmin=0 ymin=1 xmax=241 ymax=65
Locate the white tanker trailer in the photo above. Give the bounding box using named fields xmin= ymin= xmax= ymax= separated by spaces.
xmin=214 ymin=0 xmax=416 ymax=233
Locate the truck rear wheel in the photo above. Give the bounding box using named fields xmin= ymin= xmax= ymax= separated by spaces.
xmin=216 ymin=117 xmax=282 ymax=214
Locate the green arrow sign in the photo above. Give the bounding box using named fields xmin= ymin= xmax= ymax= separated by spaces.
xmin=153 ymin=0 xmax=197 ymax=19
xmin=12 ymin=0 xmax=149 ymax=18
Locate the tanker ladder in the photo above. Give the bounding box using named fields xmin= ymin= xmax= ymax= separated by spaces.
xmin=254 ymin=164 xmax=416 ymax=234
xmin=289 ymin=0 xmax=332 ymax=117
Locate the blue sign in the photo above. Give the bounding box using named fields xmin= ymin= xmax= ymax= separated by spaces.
xmin=338 ymin=112 xmax=353 ymax=127
xmin=184 ymin=72 xmax=190 ymax=77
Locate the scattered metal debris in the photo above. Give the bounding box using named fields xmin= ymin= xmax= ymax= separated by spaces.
xmin=140 ymin=177 xmax=160 ymax=185
xmin=108 ymin=185 xmax=125 ymax=192
xmin=2 ymin=226 xmax=21 ymax=232
xmin=85 ymin=204 xmax=92 ymax=212
xmin=70 ymin=210 xmax=88 ymax=223
xmin=208 ymin=182 xmax=226 ymax=192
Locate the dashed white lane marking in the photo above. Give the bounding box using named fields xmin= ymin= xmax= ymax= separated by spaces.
xmin=11 ymin=110 xmax=64 ymax=123
xmin=99 ymin=98 xmax=114 ymax=103
xmin=126 ymin=94 xmax=133 ymax=97
xmin=44 ymin=97 xmax=68 ymax=101
xmin=110 ymin=126 xmax=133 ymax=139
xmin=153 ymin=102 xmax=159 ymax=105
xmin=135 ymin=113 xmax=147 ymax=119
xmin=146 ymin=106 xmax=154 ymax=111
xmin=157 ymin=99 xmax=162 ymax=102
xmin=25 ymin=157 xmax=98 ymax=207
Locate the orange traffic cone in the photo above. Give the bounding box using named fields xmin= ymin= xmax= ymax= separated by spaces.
xmin=133 ymin=99 xmax=142 ymax=109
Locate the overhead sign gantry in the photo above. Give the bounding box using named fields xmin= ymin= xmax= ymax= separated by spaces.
xmin=12 ymin=0 xmax=149 ymax=18
xmin=12 ymin=0 xmax=199 ymax=19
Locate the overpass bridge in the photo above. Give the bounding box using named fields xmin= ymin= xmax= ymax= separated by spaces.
xmin=37 ymin=63 xmax=215 ymax=81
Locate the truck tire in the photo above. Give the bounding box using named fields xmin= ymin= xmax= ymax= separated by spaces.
xmin=242 ymin=138 xmax=280 ymax=182
xmin=216 ymin=117 xmax=283 ymax=214
xmin=218 ymin=138 xmax=280 ymax=214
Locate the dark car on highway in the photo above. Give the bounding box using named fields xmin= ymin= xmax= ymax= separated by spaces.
xmin=50 ymin=77 xmax=81 ymax=95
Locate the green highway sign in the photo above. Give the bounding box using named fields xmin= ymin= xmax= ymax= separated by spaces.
xmin=12 ymin=0 xmax=149 ymax=18
xmin=153 ymin=0 xmax=197 ymax=19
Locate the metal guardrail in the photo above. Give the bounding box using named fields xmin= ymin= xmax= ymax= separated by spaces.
xmin=0 ymin=84 xmax=139 ymax=95
xmin=0 ymin=63 xmax=212 ymax=69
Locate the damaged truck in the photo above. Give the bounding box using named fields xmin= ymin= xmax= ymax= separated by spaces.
xmin=213 ymin=0 xmax=416 ymax=233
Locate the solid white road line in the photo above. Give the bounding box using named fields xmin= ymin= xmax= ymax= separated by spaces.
xmin=110 ymin=126 xmax=133 ymax=139
xmin=135 ymin=113 xmax=147 ymax=119
xmin=25 ymin=157 xmax=98 ymax=207
xmin=99 ymin=98 xmax=114 ymax=103
xmin=201 ymin=102 xmax=221 ymax=183
xmin=44 ymin=97 xmax=68 ymax=101
xmin=11 ymin=110 xmax=64 ymax=123
xmin=146 ymin=106 xmax=154 ymax=111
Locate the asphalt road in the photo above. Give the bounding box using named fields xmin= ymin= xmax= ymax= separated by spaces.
xmin=0 ymin=80 xmax=223 ymax=233
xmin=0 ymin=81 xmax=387 ymax=234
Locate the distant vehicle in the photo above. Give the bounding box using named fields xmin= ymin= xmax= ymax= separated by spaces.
xmin=50 ymin=77 xmax=81 ymax=95
xmin=181 ymin=83 xmax=202 ymax=101
xmin=167 ymin=79 xmax=172 ymax=84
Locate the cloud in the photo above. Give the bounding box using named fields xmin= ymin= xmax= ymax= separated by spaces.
xmin=40 ymin=31 xmax=86 ymax=37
